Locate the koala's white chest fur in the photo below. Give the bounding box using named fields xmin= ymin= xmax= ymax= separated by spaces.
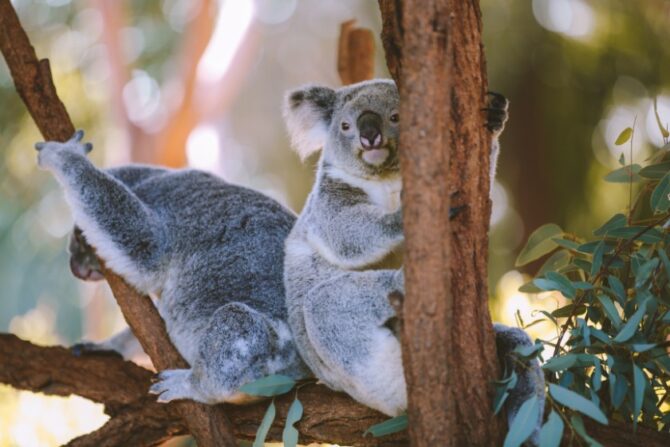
xmin=327 ymin=167 xmax=402 ymax=213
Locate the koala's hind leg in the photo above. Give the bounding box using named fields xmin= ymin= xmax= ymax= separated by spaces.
xmin=150 ymin=302 xmax=304 ymax=404
xmin=494 ymin=323 xmax=545 ymax=446
xmin=302 ymin=270 xmax=406 ymax=416
xmin=35 ymin=131 xmax=166 ymax=291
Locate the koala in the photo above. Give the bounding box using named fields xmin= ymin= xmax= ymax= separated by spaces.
xmin=34 ymin=131 xmax=310 ymax=404
xmin=282 ymin=79 xmax=545 ymax=440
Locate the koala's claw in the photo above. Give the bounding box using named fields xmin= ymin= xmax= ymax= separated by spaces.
xmin=149 ymin=369 xmax=194 ymax=403
xmin=484 ymin=92 xmax=509 ymax=134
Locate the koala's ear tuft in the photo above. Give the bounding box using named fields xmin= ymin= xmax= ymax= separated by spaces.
xmin=283 ymin=85 xmax=337 ymax=160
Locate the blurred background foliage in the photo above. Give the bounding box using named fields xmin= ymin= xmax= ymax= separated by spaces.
xmin=0 ymin=0 xmax=669 ymax=445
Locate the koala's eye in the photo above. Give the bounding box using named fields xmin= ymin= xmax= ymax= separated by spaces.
xmin=341 ymin=122 xmax=350 ymax=131
xmin=390 ymin=113 xmax=399 ymax=123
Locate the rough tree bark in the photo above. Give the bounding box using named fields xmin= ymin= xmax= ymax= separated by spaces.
xmin=0 ymin=2 xmax=237 ymax=445
xmin=379 ymin=1 xmax=505 ymax=445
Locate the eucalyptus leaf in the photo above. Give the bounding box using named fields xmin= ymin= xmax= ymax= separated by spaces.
xmin=615 ymin=127 xmax=633 ymax=145
xmin=542 ymin=354 xmax=577 ymax=372
xmin=596 ymin=294 xmax=622 ymax=328
xmin=653 ymin=98 xmax=670 ymax=138
xmin=538 ymin=411 xmax=564 ymax=447
xmin=591 ymin=241 xmax=604 ymax=276
xmin=612 ymin=299 xmax=648 ymax=343
xmin=282 ymin=397 xmax=303 ymax=447
xmin=606 ymin=226 xmax=663 ymax=243
xmin=364 ymin=414 xmax=408 ymax=437
xmin=493 ymin=371 xmax=518 ymax=414
xmin=240 ymin=375 xmax=296 ymax=397
xmin=612 ymin=373 xmax=628 ymax=409
xmin=253 ymin=401 xmax=276 ymax=447
xmin=503 ymin=396 xmax=539 ymax=447
xmin=632 ymin=363 xmax=645 ymax=425
xmin=594 ymin=213 xmax=626 ymax=236
xmin=639 ymin=161 xmax=670 ymax=179
xmin=607 ymin=275 xmax=626 ymax=305
xmin=651 ymin=171 xmax=670 ymax=213
xmin=549 ymin=384 xmax=608 ymax=425
xmin=604 ymin=164 xmax=641 ymax=183
xmin=538 ymin=250 xmax=571 ymax=277
xmin=516 ymin=224 xmax=563 ymax=267
xmin=635 ymin=259 xmax=659 ymax=289
xmin=552 ymin=237 xmax=581 ymax=251
xmin=570 ymin=414 xmax=604 ymax=447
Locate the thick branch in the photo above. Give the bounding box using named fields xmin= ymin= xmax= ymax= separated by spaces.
xmin=0 ymin=334 xmax=406 ymax=446
xmin=0 ymin=2 xmax=236 ymax=445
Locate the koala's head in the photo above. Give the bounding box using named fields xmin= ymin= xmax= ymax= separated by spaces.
xmin=283 ymin=79 xmax=399 ymax=178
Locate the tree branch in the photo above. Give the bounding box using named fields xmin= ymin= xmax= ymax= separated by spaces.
xmin=0 ymin=1 xmax=236 ymax=445
xmin=337 ymin=20 xmax=375 ymax=85
xmin=0 ymin=334 xmax=406 ymax=446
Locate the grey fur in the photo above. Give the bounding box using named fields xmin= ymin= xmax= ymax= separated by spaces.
xmin=283 ymin=79 xmax=544 ymax=440
xmin=35 ymin=130 xmax=309 ymax=404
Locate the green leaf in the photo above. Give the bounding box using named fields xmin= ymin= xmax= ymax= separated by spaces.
xmin=632 ymin=364 xmax=645 ymax=425
xmin=364 ymin=414 xmax=408 ymax=437
xmin=594 ymin=213 xmax=627 ymax=236
xmin=607 ymin=275 xmax=626 ymax=305
xmin=658 ymin=249 xmax=670 ymax=279
xmin=615 ymin=127 xmax=633 ymax=145
xmin=535 ymin=272 xmax=576 ymax=298
xmin=590 ymin=241 xmax=605 ymax=277
xmin=591 ymin=358 xmax=602 ymax=392
xmin=653 ymin=98 xmax=670 ymax=138
xmin=635 ymin=258 xmax=659 ymax=289
xmin=514 ymin=341 xmax=544 ymax=359
xmin=493 ymin=371 xmax=518 ymax=415
xmin=612 ymin=299 xmax=648 ymax=343
xmin=253 ymin=401 xmax=276 ymax=447
xmin=651 ymin=171 xmax=670 ymax=213
xmin=570 ymin=414 xmax=604 ymax=447
xmin=539 ymin=410 xmax=564 ymax=447
xmin=551 ymin=304 xmax=585 ymax=318
xmin=552 ymin=237 xmax=581 ymax=251
xmin=639 ymin=161 xmax=670 ymax=179
xmin=542 ymin=354 xmax=578 ymax=372
xmin=516 ymin=224 xmax=563 ymax=267
xmin=538 ymin=250 xmax=571 ymax=277
xmin=606 ymin=226 xmax=663 ymax=243
xmin=282 ymin=397 xmax=303 ymax=447
xmin=240 ymin=375 xmax=296 ymax=397
xmin=631 ymin=343 xmax=656 ymax=352
xmin=519 ymin=281 xmax=543 ymax=293
xmin=604 ymin=164 xmax=641 ymax=183
xmin=503 ymin=396 xmax=540 ymax=447
xmin=611 ymin=373 xmax=628 ymax=409
xmin=596 ymin=294 xmax=622 ymax=328
xmin=549 ymin=384 xmax=608 ymax=425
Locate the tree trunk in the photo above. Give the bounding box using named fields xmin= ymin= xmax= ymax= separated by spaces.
xmin=379 ymin=1 xmax=505 ymax=445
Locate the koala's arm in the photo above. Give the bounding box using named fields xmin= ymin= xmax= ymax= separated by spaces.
xmin=306 ymin=178 xmax=403 ymax=270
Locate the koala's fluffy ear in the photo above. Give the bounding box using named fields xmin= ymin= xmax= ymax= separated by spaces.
xmin=283 ymin=85 xmax=337 ymax=160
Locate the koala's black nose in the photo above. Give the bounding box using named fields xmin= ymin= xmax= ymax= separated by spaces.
xmin=357 ymin=111 xmax=383 ymax=149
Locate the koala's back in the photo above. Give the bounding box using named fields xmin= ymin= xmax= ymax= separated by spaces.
xmin=108 ymin=166 xmax=296 ymax=322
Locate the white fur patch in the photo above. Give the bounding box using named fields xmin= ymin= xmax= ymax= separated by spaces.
xmin=326 ymin=166 xmax=401 ymax=213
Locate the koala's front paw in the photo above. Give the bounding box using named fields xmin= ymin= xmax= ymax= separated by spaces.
xmin=149 ymin=369 xmax=196 ymax=403
xmin=484 ymin=92 xmax=509 ymax=136
xmin=35 ymin=129 xmax=93 ymax=171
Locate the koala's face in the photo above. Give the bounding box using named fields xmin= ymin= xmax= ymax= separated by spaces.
xmin=284 ymin=79 xmax=400 ymax=178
